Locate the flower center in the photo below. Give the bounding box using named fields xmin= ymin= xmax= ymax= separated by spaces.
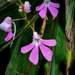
xmin=44 ymin=0 xmax=50 ymax=7
xmin=33 ymin=38 xmax=41 ymax=46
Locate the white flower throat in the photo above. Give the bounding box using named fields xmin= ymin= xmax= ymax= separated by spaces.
xmin=44 ymin=0 xmax=50 ymax=7
xmin=33 ymin=32 xmax=42 ymax=46
xmin=33 ymin=38 xmax=41 ymax=46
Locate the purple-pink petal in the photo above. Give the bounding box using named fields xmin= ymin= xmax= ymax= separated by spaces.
xmin=29 ymin=46 xmax=39 ymax=65
xmin=41 ymin=39 xmax=56 ymax=46
xmin=50 ymin=2 xmax=60 ymax=8
xmin=21 ymin=42 xmax=34 ymax=54
xmin=4 ymin=31 xmax=14 ymax=42
xmin=36 ymin=3 xmax=45 ymax=11
xmin=40 ymin=43 xmax=53 ymax=61
xmin=24 ymin=6 xmax=31 ymax=13
xmin=3 ymin=17 xmax=12 ymax=25
xmin=48 ymin=6 xmax=58 ymax=17
xmin=39 ymin=7 xmax=47 ymax=19
xmin=0 ymin=22 xmax=11 ymax=32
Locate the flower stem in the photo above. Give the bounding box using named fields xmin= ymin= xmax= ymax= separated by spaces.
xmin=31 ymin=23 xmax=35 ymax=32
xmin=12 ymin=18 xmax=26 ymax=21
xmin=50 ymin=54 xmax=56 ymax=75
xmin=7 ymin=69 xmax=24 ymax=75
xmin=47 ymin=62 xmax=51 ymax=75
xmin=50 ymin=17 xmax=55 ymax=37
xmin=25 ymin=63 xmax=33 ymax=75
xmin=40 ymin=17 xmax=47 ymax=38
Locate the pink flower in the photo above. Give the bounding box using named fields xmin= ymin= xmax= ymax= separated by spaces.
xmin=24 ymin=1 xmax=31 ymax=13
xmin=36 ymin=0 xmax=60 ymax=19
xmin=21 ymin=32 xmax=56 ymax=65
xmin=0 ymin=17 xmax=14 ymax=42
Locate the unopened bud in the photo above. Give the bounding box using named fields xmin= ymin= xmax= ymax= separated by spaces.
xmin=18 ymin=5 xmax=23 ymax=12
xmin=24 ymin=1 xmax=31 ymax=13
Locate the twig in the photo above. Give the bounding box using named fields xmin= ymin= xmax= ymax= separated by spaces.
xmin=40 ymin=17 xmax=47 ymax=38
xmin=13 ymin=18 xmax=26 ymax=21
xmin=7 ymin=69 xmax=24 ymax=75
xmin=47 ymin=62 xmax=51 ymax=75
xmin=31 ymin=23 xmax=35 ymax=32
xmin=25 ymin=63 xmax=33 ymax=75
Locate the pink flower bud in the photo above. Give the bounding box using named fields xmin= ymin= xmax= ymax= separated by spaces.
xmin=24 ymin=1 xmax=31 ymax=13
xmin=33 ymin=32 xmax=40 ymax=39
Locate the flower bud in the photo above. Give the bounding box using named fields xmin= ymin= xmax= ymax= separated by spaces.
xmin=24 ymin=1 xmax=31 ymax=13
xmin=18 ymin=5 xmax=23 ymax=12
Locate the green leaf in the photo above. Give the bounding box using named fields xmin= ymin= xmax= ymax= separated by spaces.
xmin=65 ymin=0 xmax=74 ymax=32
xmin=54 ymin=20 xmax=67 ymax=63
xmin=50 ymin=19 xmax=67 ymax=75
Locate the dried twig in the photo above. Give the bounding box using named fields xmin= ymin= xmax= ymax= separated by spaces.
xmin=40 ymin=17 xmax=47 ymax=38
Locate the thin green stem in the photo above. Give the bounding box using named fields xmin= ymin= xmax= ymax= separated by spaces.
xmin=50 ymin=55 xmax=56 ymax=75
